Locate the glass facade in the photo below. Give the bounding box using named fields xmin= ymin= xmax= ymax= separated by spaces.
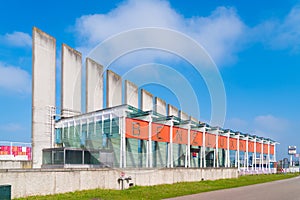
xmin=47 ymin=105 xmax=276 ymax=169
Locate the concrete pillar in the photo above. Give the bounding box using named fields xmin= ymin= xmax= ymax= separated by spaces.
xmin=154 ymin=97 xmax=166 ymax=116
xmin=190 ymin=116 xmax=198 ymax=123
xmin=32 ymin=27 xmax=56 ymax=168
xmin=124 ymin=80 xmax=138 ymax=108
xmin=179 ymin=110 xmax=189 ymax=120
xmin=140 ymin=89 xmax=153 ymax=111
xmin=61 ymin=44 xmax=82 ymax=117
xmin=106 ymin=70 xmax=122 ymax=108
xmin=86 ymin=58 xmax=103 ymax=112
xmin=168 ymin=104 xmax=179 ymax=117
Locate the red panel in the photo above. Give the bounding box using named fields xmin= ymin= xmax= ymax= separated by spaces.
xmin=229 ymin=138 xmax=237 ymax=151
xmin=256 ymin=142 xmax=262 ymax=153
xmin=151 ymin=122 xmax=170 ymax=142
xmin=263 ymin=144 xmax=268 ymax=154
xmin=125 ymin=118 xmax=149 ymax=140
xmin=173 ymin=127 xmax=188 ymax=144
xmin=191 ymin=131 xmax=203 ymax=146
xmin=239 ymin=140 xmax=246 ymax=151
xmin=206 ymin=133 xmax=216 ymax=148
xmin=248 ymin=141 xmax=254 ymax=153
xmin=218 ymin=136 xmax=227 ymax=149
xmin=270 ymin=145 xmax=275 ymax=155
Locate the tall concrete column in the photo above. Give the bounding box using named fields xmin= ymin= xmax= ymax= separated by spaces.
xmin=32 ymin=27 xmax=56 ymax=168
xmin=106 ymin=70 xmax=122 ymax=108
xmin=61 ymin=44 xmax=82 ymax=117
xmin=124 ymin=80 xmax=138 ymax=108
xmin=86 ymin=58 xmax=103 ymax=112
xmin=155 ymin=97 xmax=166 ymax=116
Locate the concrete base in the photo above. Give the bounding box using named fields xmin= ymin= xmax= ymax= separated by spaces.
xmin=0 ymin=161 xmax=32 ymax=169
xmin=0 ymin=168 xmax=237 ymax=198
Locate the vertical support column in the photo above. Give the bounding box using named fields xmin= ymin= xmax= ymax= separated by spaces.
xmin=169 ymin=120 xmax=174 ymax=168
xmin=274 ymin=144 xmax=276 ymax=162
xmin=187 ymin=124 xmax=191 ymax=168
xmin=202 ymin=127 xmax=206 ymax=168
xmin=122 ymin=115 xmax=126 ymax=168
xmin=61 ymin=44 xmax=82 ymax=117
xmin=227 ymin=132 xmax=230 ymax=167
xmin=261 ymin=140 xmax=264 ymax=171
xmin=141 ymin=89 xmax=153 ymax=168
xmin=237 ymin=134 xmax=240 ymax=170
xmin=200 ymin=133 xmax=203 ymax=168
xmin=268 ymin=141 xmax=270 ymax=172
xmin=215 ymin=130 xmax=219 ymax=168
xmin=148 ymin=115 xmax=153 ymax=168
xmin=254 ymin=138 xmax=257 ymax=171
xmin=246 ymin=136 xmax=249 ymax=171
xmin=119 ymin=115 xmax=123 ymax=168
xmin=32 ymin=27 xmax=56 ymax=168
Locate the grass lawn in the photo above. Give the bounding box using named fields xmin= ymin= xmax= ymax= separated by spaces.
xmin=16 ymin=173 xmax=299 ymax=200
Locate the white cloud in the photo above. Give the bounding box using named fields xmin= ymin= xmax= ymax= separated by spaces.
xmin=253 ymin=6 xmax=300 ymax=53
xmin=254 ymin=114 xmax=289 ymax=132
xmin=0 ymin=62 xmax=31 ymax=94
xmin=0 ymin=31 xmax=31 ymax=48
xmin=73 ymin=0 xmax=246 ymax=66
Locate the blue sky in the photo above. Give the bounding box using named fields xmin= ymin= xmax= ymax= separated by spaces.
xmin=0 ymin=0 xmax=299 ymax=160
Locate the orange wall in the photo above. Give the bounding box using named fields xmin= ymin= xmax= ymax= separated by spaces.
xmin=125 ymin=118 xmax=275 ymax=155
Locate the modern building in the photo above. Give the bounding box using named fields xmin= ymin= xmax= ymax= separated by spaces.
xmin=31 ymin=27 xmax=278 ymax=173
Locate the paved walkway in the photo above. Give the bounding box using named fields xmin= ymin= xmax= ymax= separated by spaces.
xmin=165 ymin=176 xmax=300 ymax=200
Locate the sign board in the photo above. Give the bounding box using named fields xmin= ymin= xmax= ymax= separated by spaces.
xmin=288 ymin=146 xmax=296 ymax=155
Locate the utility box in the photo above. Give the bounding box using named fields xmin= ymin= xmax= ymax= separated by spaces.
xmin=0 ymin=185 xmax=11 ymax=200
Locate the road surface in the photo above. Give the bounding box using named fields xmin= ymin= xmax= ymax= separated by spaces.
xmin=165 ymin=176 xmax=300 ymax=200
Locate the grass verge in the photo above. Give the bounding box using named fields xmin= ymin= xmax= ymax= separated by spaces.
xmin=16 ymin=173 xmax=299 ymax=200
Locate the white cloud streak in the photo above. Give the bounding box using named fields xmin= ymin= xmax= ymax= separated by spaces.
xmin=254 ymin=114 xmax=289 ymax=132
xmin=74 ymin=0 xmax=246 ymax=67
xmin=253 ymin=6 xmax=300 ymax=53
xmin=0 ymin=62 xmax=31 ymax=94
xmin=0 ymin=31 xmax=31 ymax=48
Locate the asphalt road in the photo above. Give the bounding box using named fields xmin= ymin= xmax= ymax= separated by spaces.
xmin=165 ymin=176 xmax=300 ymax=200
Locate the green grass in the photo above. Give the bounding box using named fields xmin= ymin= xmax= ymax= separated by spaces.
xmin=16 ymin=173 xmax=299 ymax=200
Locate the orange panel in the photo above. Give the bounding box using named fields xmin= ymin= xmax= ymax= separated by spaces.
xmin=239 ymin=140 xmax=246 ymax=151
xmin=263 ymin=144 xmax=268 ymax=154
xmin=191 ymin=131 xmax=203 ymax=146
xmin=270 ymin=145 xmax=275 ymax=155
xmin=229 ymin=138 xmax=237 ymax=151
xmin=152 ymin=122 xmax=170 ymax=142
xmin=206 ymin=133 xmax=216 ymax=148
xmin=173 ymin=127 xmax=188 ymax=144
xmin=256 ymin=142 xmax=262 ymax=153
xmin=218 ymin=136 xmax=227 ymax=149
xmin=125 ymin=118 xmax=149 ymax=140
xmin=248 ymin=141 xmax=254 ymax=152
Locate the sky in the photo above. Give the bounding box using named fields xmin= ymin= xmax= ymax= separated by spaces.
xmin=0 ymin=0 xmax=300 ymax=160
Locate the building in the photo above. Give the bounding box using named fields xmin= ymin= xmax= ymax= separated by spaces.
xmin=31 ymin=27 xmax=278 ymax=173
